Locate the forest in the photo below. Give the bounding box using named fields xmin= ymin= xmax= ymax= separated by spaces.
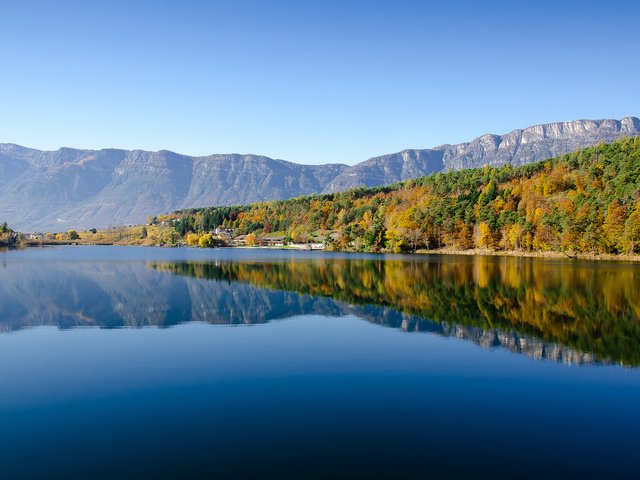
xmin=163 ymin=137 xmax=640 ymax=255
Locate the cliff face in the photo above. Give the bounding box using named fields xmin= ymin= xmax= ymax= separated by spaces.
xmin=442 ymin=116 xmax=640 ymax=170
xmin=1 ymin=117 xmax=637 ymax=231
xmin=325 ymin=117 xmax=640 ymax=191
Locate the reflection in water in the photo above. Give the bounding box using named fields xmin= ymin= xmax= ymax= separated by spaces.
xmin=152 ymin=257 xmax=640 ymax=366
xmin=0 ymin=254 xmax=639 ymax=366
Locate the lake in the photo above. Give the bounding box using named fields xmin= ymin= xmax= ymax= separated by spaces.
xmin=1 ymin=246 xmax=639 ymax=479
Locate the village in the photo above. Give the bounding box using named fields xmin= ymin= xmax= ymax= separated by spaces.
xmin=15 ymin=223 xmax=327 ymax=250
xmin=211 ymin=228 xmax=325 ymax=250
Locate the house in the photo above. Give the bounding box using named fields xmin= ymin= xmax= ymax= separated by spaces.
xmin=215 ymin=227 xmax=234 ymax=237
xmin=232 ymin=235 xmax=247 ymax=246
xmin=261 ymin=235 xmax=286 ymax=247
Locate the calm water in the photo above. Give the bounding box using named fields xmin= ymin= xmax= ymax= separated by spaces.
xmin=1 ymin=246 xmax=639 ymax=479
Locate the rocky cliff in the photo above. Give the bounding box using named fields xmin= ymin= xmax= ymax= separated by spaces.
xmin=325 ymin=116 xmax=640 ymax=191
xmin=1 ymin=116 xmax=637 ymax=231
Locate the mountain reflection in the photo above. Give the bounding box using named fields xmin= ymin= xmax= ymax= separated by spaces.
xmin=1 ymin=254 xmax=639 ymax=366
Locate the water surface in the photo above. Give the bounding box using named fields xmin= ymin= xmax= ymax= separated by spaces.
xmin=0 ymin=246 xmax=639 ymax=479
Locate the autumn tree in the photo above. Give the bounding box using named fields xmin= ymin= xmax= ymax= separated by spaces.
xmin=476 ymin=222 xmax=493 ymax=249
xmin=455 ymin=221 xmax=474 ymax=250
xmin=198 ymin=233 xmax=214 ymax=248
xmin=504 ymin=224 xmax=522 ymax=250
xmin=623 ymin=202 xmax=640 ymax=253
xmin=397 ymin=208 xmax=421 ymax=251
xmin=246 ymin=233 xmax=258 ymax=246
xmin=603 ymin=201 xmax=627 ymax=253
xmin=186 ymin=233 xmax=200 ymax=246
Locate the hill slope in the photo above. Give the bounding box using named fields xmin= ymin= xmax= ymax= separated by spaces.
xmin=1 ymin=116 xmax=637 ymax=231
xmin=171 ymin=137 xmax=640 ymax=256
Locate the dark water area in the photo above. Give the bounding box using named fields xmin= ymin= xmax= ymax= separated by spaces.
xmin=0 ymin=246 xmax=639 ymax=479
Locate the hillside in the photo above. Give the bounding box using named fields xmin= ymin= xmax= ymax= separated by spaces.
xmin=1 ymin=117 xmax=638 ymax=231
xmin=171 ymin=137 xmax=640 ymax=256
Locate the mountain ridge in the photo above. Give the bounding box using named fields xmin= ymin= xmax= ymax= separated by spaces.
xmin=1 ymin=116 xmax=638 ymax=231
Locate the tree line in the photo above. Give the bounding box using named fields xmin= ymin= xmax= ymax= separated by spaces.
xmin=163 ymin=137 xmax=640 ymax=255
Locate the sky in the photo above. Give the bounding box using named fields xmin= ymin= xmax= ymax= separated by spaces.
xmin=1 ymin=0 xmax=638 ymax=165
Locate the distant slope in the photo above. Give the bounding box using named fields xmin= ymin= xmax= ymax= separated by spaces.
xmin=1 ymin=116 xmax=637 ymax=231
xmin=0 ymin=146 xmax=348 ymax=231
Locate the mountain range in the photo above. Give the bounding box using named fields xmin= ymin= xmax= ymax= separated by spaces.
xmin=1 ymin=116 xmax=638 ymax=231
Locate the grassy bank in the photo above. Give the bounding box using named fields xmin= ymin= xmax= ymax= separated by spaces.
xmin=414 ymin=247 xmax=640 ymax=263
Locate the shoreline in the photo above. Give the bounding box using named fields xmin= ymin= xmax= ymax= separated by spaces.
xmin=413 ymin=248 xmax=640 ymax=263
xmin=14 ymin=241 xmax=640 ymax=263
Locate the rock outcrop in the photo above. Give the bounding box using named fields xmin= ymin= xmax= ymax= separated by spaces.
xmin=325 ymin=117 xmax=640 ymax=190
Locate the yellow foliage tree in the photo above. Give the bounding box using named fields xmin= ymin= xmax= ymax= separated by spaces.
xmin=623 ymin=202 xmax=640 ymax=253
xmin=186 ymin=233 xmax=200 ymax=246
xmin=476 ymin=222 xmax=493 ymax=249
xmin=603 ymin=201 xmax=627 ymax=253
xmin=246 ymin=233 xmax=258 ymax=246
xmin=397 ymin=208 xmax=421 ymax=251
xmin=505 ymin=224 xmax=522 ymax=250
xmin=198 ymin=233 xmax=214 ymax=248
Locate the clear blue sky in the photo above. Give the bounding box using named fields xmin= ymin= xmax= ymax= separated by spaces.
xmin=1 ymin=0 xmax=638 ymax=165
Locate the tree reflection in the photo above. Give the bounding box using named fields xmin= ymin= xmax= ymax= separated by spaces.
xmin=153 ymin=256 xmax=640 ymax=366
xmin=0 ymin=253 xmax=637 ymax=366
